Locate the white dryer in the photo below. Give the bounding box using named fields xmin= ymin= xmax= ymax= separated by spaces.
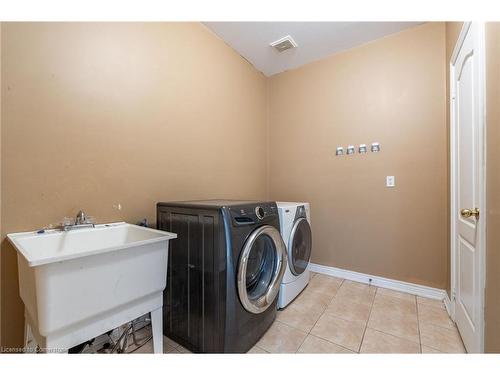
xmin=277 ymin=202 xmax=312 ymax=309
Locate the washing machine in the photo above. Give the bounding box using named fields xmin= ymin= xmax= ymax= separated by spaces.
xmin=157 ymin=200 xmax=287 ymax=353
xmin=277 ymin=202 xmax=312 ymax=309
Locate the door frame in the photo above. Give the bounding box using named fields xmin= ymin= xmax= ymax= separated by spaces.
xmin=449 ymin=21 xmax=487 ymax=352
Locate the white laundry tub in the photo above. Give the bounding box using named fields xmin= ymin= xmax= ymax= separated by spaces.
xmin=7 ymin=222 xmax=176 ymax=353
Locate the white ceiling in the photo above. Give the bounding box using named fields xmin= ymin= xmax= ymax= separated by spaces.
xmin=204 ymin=22 xmax=423 ymax=76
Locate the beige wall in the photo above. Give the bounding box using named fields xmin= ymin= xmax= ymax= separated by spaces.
xmin=268 ymin=23 xmax=448 ymax=288
xmin=0 ymin=22 xmax=268 ymax=347
xmin=485 ymin=22 xmax=500 ymax=354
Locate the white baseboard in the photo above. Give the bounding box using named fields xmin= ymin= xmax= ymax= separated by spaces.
xmin=309 ymin=263 xmax=447 ymax=301
xmin=444 ymin=293 xmax=454 ymax=319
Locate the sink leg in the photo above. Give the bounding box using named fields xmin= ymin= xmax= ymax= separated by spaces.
xmin=150 ymin=308 xmax=163 ymax=354
xmin=24 ymin=316 xmax=31 ymax=348
xmin=24 ymin=310 xmax=38 ymax=353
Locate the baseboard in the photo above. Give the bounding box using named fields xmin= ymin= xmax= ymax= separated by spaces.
xmin=444 ymin=293 xmax=453 ymax=318
xmin=309 ymin=263 xmax=447 ymax=301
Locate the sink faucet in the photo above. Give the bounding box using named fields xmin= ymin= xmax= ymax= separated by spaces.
xmin=75 ymin=210 xmax=88 ymax=225
xmin=59 ymin=210 xmax=95 ymax=231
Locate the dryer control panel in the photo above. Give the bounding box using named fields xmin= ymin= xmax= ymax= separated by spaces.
xmin=230 ymin=203 xmax=278 ymax=226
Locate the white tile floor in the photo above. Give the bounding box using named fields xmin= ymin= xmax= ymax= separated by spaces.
xmin=134 ymin=272 xmax=466 ymax=354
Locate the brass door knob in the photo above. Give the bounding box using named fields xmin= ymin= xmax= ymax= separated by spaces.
xmin=460 ymin=208 xmax=480 ymax=219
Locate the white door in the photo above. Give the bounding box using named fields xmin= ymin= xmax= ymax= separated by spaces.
xmin=450 ymin=22 xmax=485 ymax=353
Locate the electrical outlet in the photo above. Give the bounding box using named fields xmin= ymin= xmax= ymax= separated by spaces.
xmin=386 ymin=176 xmax=395 ymax=187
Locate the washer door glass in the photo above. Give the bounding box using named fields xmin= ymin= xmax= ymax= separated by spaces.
xmin=289 ymin=218 xmax=312 ymax=276
xmin=238 ymin=225 xmax=287 ymax=314
xmin=246 ymin=234 xmax=276 ymax=300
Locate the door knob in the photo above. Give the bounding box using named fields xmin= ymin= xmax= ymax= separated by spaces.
xmin=460 ymin=208 xmax=480 ymax=219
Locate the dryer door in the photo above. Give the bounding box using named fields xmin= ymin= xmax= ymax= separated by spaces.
xmin=288 ymin=218 xmax=312 ymax=276
xmin=237 ymin=225 xmax=287 ymax=314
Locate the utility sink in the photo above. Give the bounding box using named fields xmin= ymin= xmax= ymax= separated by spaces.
xmin=8 ymin=222 xmax=176 ymax=353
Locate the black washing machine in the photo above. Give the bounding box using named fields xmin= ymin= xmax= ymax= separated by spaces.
xmin=157 ymin=200 xmax=287 ymax=353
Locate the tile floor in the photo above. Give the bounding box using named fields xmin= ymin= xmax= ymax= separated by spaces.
xmin=253 ymin=273 xmax=466 ymax=354
xmin=128 ymin=327 xmax=191 ymax=354
xmin=135 ymin=272 xmax=466 ymax=354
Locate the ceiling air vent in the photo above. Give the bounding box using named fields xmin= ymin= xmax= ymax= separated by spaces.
xmin=270 ymin=35 xmax=298 ymax=53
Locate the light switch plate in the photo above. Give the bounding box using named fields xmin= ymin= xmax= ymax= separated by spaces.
xmin=386 ymin=176 xmax=395 ymax=187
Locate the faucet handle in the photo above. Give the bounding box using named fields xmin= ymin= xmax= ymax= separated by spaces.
xmin=85 ymin=215 xmax=96 ymax=224
xmin=62 ymin=217 xmax=75 ymax=226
